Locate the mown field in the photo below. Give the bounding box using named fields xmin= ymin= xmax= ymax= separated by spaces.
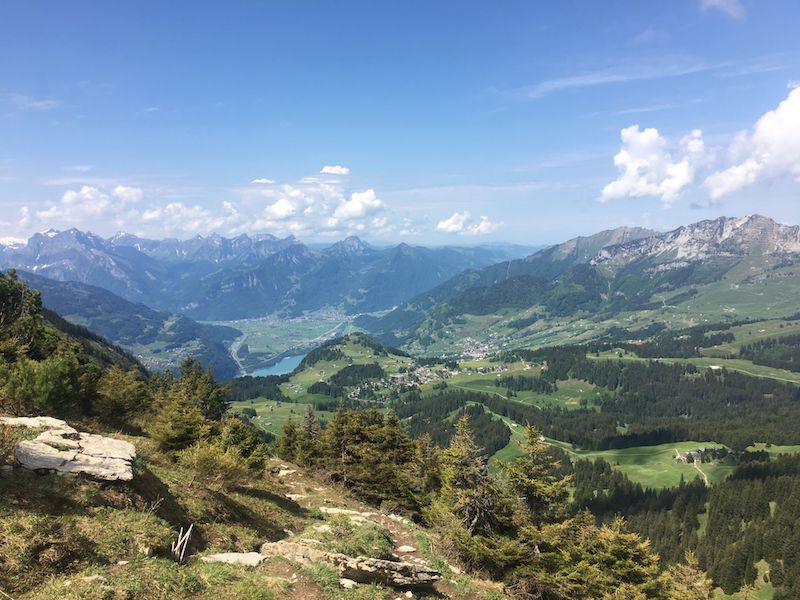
xmin=210 ymin=316 xmax=352 ymax=357
xmin=590 ymin=350 xmax=800 ymax=385
xmin=229 ymin=397 xmax=337 ymax=437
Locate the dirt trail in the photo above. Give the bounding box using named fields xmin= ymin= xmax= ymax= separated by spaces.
xmin=692 ymin=461 xmax=709 ymax=486
xmin=272 ymin=458 xmax=423 ymax=562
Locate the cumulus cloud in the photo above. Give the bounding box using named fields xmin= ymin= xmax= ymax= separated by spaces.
xmin=333 ymin=189 xmax=384 ymax=220
xmin=436 ymin=211 xmax=470 ymax=233
xmin=600 ymin=125 xmax=706 ymax=205
xmin=112 ymin=185 xmax=143 ymax=203
xmin=468 ymin=216 xmax=499 ymax=235
xmin=263 ymin=197 xmax=298 ymax=220
xmin=705 ymin=87 xmax=800 ymax=200
xmin=436 ymin=211 xmax=499 ymax=235
xmin=21 ymin=167 xmax=399 ymax=240
xmin=251 ymin=178 xmax=275 ymax=184
xmin=36 ymin=186 xmax=112 ymax=222
xmin=699 ymin=0 xmax=745 ymax=19
xmin=320 ymin=165 xmax=351 ymax=175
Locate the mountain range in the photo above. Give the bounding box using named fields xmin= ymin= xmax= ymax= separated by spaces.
xmin=8 ymin=215 xmax=800 ymax=373
xmin=360 ymin=215 xmax=800 ymax=354
xmin=0 ymin=229 xmax=535 ymax=320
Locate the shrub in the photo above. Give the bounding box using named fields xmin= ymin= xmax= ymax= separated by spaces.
xmin=177 ymin=441 xmax=250 ymax=492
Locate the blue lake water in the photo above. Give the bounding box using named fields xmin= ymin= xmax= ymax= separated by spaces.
xmin=250 ymin=353 xmax=307 ymax=377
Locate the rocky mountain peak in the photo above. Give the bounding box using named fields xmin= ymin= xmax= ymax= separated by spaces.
xmin=327 ymin=236 xmax=372 ymax=256
xmin=594 ymin=215 xmax=800 ymax=268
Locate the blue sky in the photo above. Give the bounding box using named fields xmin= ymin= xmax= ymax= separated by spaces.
xmin=1 ymin=0 xmax=799 ymax=244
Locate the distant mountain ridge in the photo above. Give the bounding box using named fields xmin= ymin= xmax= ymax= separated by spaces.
xmin=357 ymin=224 xmax=654 ymax=340
xmin=360 ymin=215 xmax=800 ymax=352
xmin=594 ymin=214 xmax=800 ymax=268
xmin=0 ymin=229 xmax=530 ymax=320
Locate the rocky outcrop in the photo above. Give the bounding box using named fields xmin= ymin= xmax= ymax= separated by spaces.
xmin=1 ymin=416 xmax=136 ymax=481
xmin=259 ymin=540 xmax=441 ymax=588
xmin=200 ymin=552 xmax=267 ymax=567
xmin=0 ymin=416 xmax=72 ymax=430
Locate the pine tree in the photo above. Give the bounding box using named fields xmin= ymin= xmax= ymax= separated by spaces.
xmin=93 ymin=364 xmax=146 ymax=425
xmin=176 ymin=357 xmax=227 ymax=421
xmin=277 ymin=418 xmax=299 ymax=462
xmin=151 ymin=387 xmax=211 ymax=452
xmin=504 ymin=423 xmax=571 ymax=526
xmin=295 ymin=405 xmax=321 ymax=465
xmin=667 ymin=550 xmax=713 ymax=600
xmin=426 ymin=416 xmax=521 ymax=575
xmin=411 ymin=432 xmax=442 ymax=498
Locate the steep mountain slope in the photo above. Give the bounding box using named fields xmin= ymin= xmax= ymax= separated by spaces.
xmin=1 ymin=230 xmax=519 ymax=319
xmin=363 ymin=215 xmax=800 ymax=355
xmin=19 ymin=271 xmax=241 ymax=381
xmin=358 ymin=225 xmax=653 ymax=342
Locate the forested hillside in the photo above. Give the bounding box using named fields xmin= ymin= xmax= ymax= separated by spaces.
xmin=20 ymin=271 xmax=241 ymax=381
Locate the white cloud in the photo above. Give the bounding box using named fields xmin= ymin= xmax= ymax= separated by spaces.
xmin=333 ymin=189 xmax=384 ymax=220
xmin=600 ymin=126 xmax=706 ymax=205
xmin=436 ymin=211 xmax=499 ymax=235
xmin=705 ymin=87 xmax=800 ymax=200
xmin=112 ymin=185 xmax=143 ymax=203
xmin=19 ymin=206 xmax=30 ymax=228
xmin=700 ymin=0 xmax=745 ymax=19
xmin=466 ymin=216 xmax=499 ymax=236
xmin=37 ymin=186 xmax=112 ymax=222
xmin=511 ymin=60 xmax=719 ymax=100
xmin=436 ymin=211 xmax=470 ymax=233
xmin=631 ymin=28 xmax=669 ymax=46
xmin=320 ymin=165 xmax=351 ymax=175
xmin=23 ymin=169 xmax=398 ymax=240
xmin=263 ymin=198 xmax=297 ymax=220
xmin=30 ymin=184 xmax=146 ymax=231
xmin=251 ymin=178 xmax=275 ymax=184
xmin=4 ymin=93 xmax=61 ymax=111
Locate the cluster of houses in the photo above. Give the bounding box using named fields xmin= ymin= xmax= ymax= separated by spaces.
xmin=675 ymin=446 xmax=735 ymax=464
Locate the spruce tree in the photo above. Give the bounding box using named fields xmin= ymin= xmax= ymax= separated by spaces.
xmin=667 ymin=550 xmax=712 ymax=600
xmin=426 ymin=416 xmax=521 ymax=575
xmin=504 ymin=423 xmax=571 ymax=526
xmin=151 ymin=387 xmax=211 ymax=453
xmin=277 ymin=418 xmax=300 ymax=462
xmin=94 ymin=364 xmax=146 ymax=425
xmin=176 ymin=357 xmax=227 ymax=421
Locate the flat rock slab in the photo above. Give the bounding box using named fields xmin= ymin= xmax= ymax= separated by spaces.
xmin=260 ymin=541 xmax=441 ymax=588
xmin=15 ymin=428 xmax=136 ymax=481
xmin=200 ymin=552 xmax=267 ymax=567
xmin=0 ymin=416 xmax=76 ymax=432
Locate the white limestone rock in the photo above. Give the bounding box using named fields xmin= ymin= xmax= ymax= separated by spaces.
xmin=14 ymin=428 xmax=136 ymax=481
xmin=200 ymin=552 xmax=267 ymax=567
xmin=0 ymin=416 xmax=76 ymax=433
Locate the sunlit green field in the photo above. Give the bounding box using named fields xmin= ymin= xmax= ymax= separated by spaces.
xmin=544 ymin=439 xmax=735 ymax=489
xmin=746 ymin=442 xmax=800 ymax=457
xmin=443 ymin=376 xmax=600 ymax=411
xmin=487 ymin=414 xmax=732 ymax=488
xmin=209 ymin=316 xmax=353 ymax=356
xmin=228 ymin=397 xmax=336 ymax=437
xmin=589 ymin=351 xmax=800 ymax=385
xmin=701 ymin=318 xmax=800 ymax=356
